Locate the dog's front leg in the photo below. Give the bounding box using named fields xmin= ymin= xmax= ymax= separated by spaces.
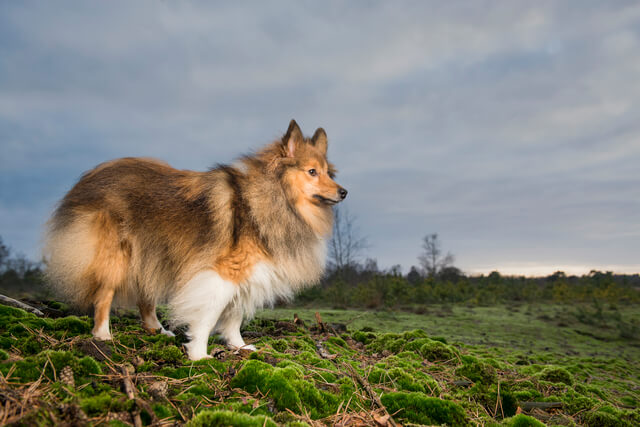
xmin=216 ymin=306 xmax=256 ymax=351
xmin=170 ymin=271 xmax=238 ymax=360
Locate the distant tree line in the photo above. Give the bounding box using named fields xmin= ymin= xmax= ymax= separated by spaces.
xmin=294 ymin=264 xmax=640 ymax=309
xmin=0 ymin=236 xmax=46 ymax=298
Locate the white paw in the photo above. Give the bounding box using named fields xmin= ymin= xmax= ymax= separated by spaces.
xmin=184 ymin=341 xmax=212 ymax=360
xmin=188 ymin=353 xmax=213 ymax=361
xmin=228 ymin=343 xmax=257 ymax=352
xmin=92 ymin=332 xmax=112 ymax=341
xmin=160 ymin=328 xmax=175 ymax=337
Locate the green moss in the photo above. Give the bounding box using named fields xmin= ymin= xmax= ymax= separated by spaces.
xmin=230 ymin=359 xmax=340 ymax=419
xmin=352 ymin=330 xmax=375 ymax=344
xmin=537 ymin=366 xmax=573 ymax=385
xmin=271 ymin=339 xmax=289 ymax=352
xmin=187 ymin=410 xmax=277 ymax=427
xmin=402 ymin=329 xmax=429 ymax=340
xmin=0 ymin=349 xmax=8 ymax=361
xmin=326 ymin=336 xmax=348 ymax=348
xmin=182 ymin=378 xmax=217 ymax=399
xmin=583 ymin=405 xmax=639 ymax=427
xmin=0 ymin=350 xmax=102 ymax=383
xmin=455 ymin=356 xmax=497 ymax=384
xmin=561 ymin=389 xmax=596 ymax=413
xmin=80 ymin=391 xmax=133 ymax=415
xmin=80 ymin=392 xmax=113 ymax=415
xmin=144 ymin=333 xmax=177 ymax=345
xmin=368 ymin=333 xmax=407 ymax=353
xmin=431 ymin=336 xmax=448 ymax=344
xmin=290 ymin=337 xmax=316 ymax=353
xmin=504 ymin=414 xmax=546 ymax=427
xmin=143 ymin=344 xmax=184 ymax=363
xmin=513 ymin=389 xmax=542 ymax=402
xmin=368 ymin=367 xmax=440 ymax=395
xmin=51 ymin=316 xmax=92 ymax=335
xmin=368 ymin=331 xmax=423 ymax=354
xmin=419 ymin=340 xmax=458 ymax=362
xmin=0 ymin=304 xmax=35 ymax=320
xmin=380 ymin=392 xmax=466 ymax=426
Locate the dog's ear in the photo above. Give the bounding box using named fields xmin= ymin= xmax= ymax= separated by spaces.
xmin=311 ymin=128 xmax=328 ymax=156
xmin=283 ymin=119 xmax=303 ymax=157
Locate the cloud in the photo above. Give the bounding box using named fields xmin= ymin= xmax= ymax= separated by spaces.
xmin=1 ymin=1 xmax=639 ymax=274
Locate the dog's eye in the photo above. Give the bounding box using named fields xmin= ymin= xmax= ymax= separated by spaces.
xmin=308 ymin=169 xmax=317 ymax=176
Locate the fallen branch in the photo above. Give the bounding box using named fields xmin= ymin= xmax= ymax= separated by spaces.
xmin=519 ymin=401 xmax=563 ymax=411
xmin=315 ymin=341 xmax=337 ymax=360
xmin=0 ymin=295 xmax=44 ymax=316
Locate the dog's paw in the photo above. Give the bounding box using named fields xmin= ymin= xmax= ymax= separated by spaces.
xmin=227 ymin=343 xmax=257 ymax=352
xmin=187 ymin=353 xmax=213 ymax=361
xmin=92 ymin=332 xmax=112 ymax=341
xmin=160 ymin=328 xmax=175 ymax=337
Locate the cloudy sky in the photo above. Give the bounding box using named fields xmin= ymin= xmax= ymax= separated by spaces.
xmin=1 ymin=1 xmax=639 ymax=276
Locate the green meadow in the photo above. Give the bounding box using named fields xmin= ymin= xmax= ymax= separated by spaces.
xmin=1 ymin=300 xmax=638 ymax=426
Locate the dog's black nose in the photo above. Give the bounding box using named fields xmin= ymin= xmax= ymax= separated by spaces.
xmin=339 ymin=188 xmax=348 ymax=199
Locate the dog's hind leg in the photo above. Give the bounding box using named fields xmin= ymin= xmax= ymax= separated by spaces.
xmin=170 ymin=270 xmax=238 ymax=360
xmin=138 ymin=299 xmax=175 ymax=337
xmin=87 ymin=212 xmax=129 ymax=341
xmin=216 ymin=306 xmax=256 ymax=351
xmin=92 ymin=286 xmax=114 ymax=340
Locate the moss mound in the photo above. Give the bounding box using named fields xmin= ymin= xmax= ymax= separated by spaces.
xmin=1 ymin=349 xmax=101 ymax=383
xmin=187 ymin=410 xmax=278 ymax=427
xmin=504 ymin=414 xmax=546 ymax=427
xmin=455 ymin=355 xmax=497 ymax=384
xmin=230 ymin=359 xmax=340 ymax=419
xmin=380 ymin=392 xmax=466 ymax=426
xmin=369 ymin=366 xmax=440 ymax=394
xmin=537 ymin=366 xmax=574 ymax=385
xmin=583 ymin=405 xmax=640 ymax=427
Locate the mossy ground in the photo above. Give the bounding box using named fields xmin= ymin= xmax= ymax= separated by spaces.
xmin=1 ymin=301 xmax=638 ymax=426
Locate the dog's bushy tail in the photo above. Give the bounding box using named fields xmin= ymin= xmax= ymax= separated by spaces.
xmin=44 ymin=210 xmax=129 ymax=310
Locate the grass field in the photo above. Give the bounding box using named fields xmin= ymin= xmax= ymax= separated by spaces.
xmin=258 ymin=303 xmax=640 ymax=360
xmin=1 ymin=300 xmax=638 ymax=426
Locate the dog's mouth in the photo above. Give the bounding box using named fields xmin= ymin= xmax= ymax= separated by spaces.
xmin=313 ymin=195 xmax=341 ymax=205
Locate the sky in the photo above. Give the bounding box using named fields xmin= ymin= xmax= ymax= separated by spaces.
xmin=1 ymin=1 xmax=639 ymax=276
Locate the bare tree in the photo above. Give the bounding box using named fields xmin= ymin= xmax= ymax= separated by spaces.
xmin=0 ymin=236 xmax=9 ymax=271
xmin=328 ymin=206 xmax=368 ymax=271
xmin=418 ymin=233 xmax=455 ymax=277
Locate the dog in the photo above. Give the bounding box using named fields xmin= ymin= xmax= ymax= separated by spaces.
xmin=44 ymin=120 xmax=346 ymax=360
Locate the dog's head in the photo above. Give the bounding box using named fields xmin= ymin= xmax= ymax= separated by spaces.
xmin=280 ymin=119 xmax=347 ymax=208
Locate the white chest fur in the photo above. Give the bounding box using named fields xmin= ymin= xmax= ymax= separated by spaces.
xmin=235 ymin=238 xmax=327 ymax=318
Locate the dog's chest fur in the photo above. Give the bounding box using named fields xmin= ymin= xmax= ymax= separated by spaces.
xmin=233 ymin=238 xmax=327 ymax=318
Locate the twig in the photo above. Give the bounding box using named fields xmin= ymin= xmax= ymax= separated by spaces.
xmin=120 ymin=365 xmax=142 ymax=427
xmin=315 ymin=312 xmax=326 ymax=333
xmin=341 ymin=362 xmax=397 ymax=427
xmin=494 ymin=381 xmax=504 ymax=419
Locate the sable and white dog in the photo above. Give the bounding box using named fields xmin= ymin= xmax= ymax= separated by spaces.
xmin=44 ymin=120 xmax=346 ymax=360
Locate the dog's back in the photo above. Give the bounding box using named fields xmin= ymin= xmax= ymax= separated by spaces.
xmin=45 ymin=158 xmax=232 ymax=309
